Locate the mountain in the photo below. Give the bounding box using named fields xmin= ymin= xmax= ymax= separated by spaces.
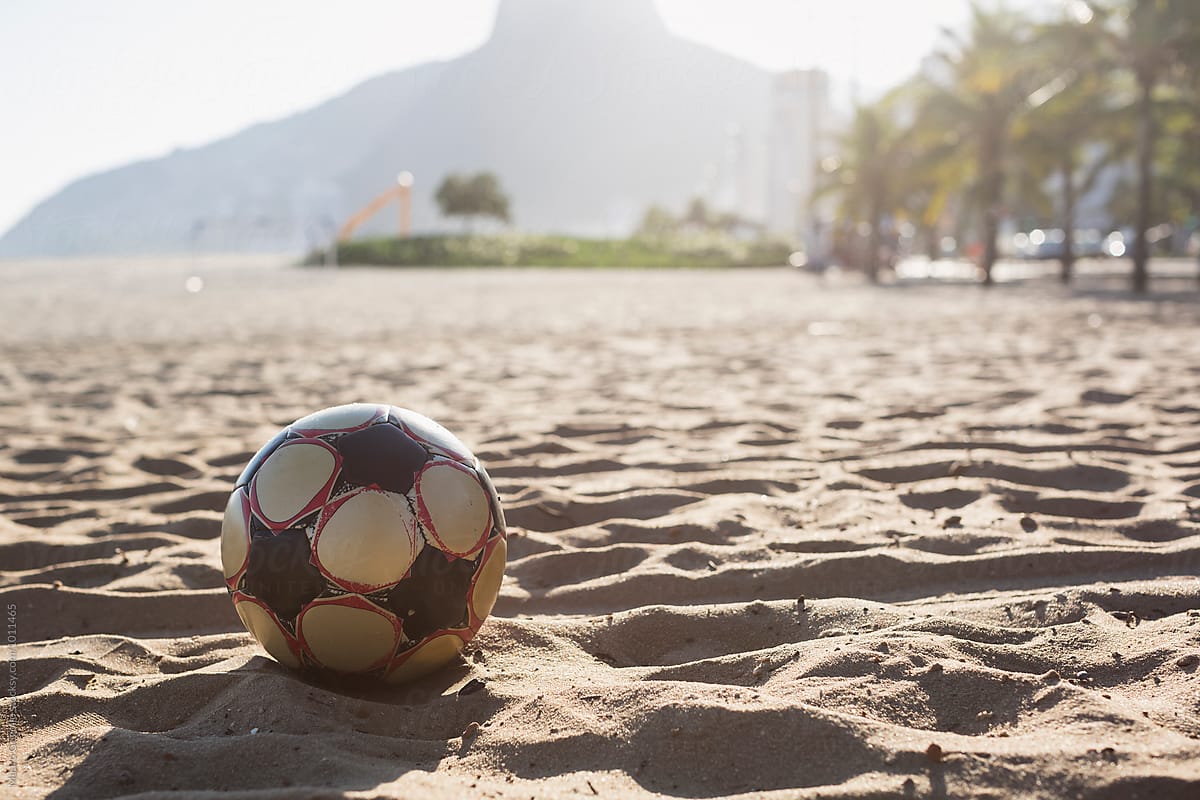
xmin=0 ymin=0 xmax=772 ymax=256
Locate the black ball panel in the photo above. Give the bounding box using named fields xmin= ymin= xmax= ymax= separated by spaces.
xmin=241 ymin=528 xmax=327 ymax=622
xmin=335 ymin=422 xmax=428 ymax=494
xmin=385 ymin=546 xmax=477 ymax=641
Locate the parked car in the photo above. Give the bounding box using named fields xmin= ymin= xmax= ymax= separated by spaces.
xmin=1103 ymin=230 xmax=1127 ymax=257
xmin=1074 ymin=228 xmax=1105 ymax=258
xmin=1012 ymin=228 xmax=1108 ymax=259
xmin=1025 ymin=228 xmax=1066 ymax=259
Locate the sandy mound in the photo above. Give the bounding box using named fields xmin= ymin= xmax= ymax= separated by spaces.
xmin=1 ymin=258 xmax=1198 ymax=798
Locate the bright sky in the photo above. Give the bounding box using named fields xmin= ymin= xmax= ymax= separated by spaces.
xmin=0 ymin=0 xmax=1017 ymax=236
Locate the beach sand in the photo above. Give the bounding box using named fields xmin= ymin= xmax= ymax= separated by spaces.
xmin=2 ymin=257 xmax=1199 ymax=798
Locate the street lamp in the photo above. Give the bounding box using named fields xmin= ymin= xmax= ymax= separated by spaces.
xmin=396 ymin=171 xmax=414 ymax=238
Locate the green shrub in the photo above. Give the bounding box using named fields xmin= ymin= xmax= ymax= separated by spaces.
xmin=310 ymin=233 xmax=790 ymax=269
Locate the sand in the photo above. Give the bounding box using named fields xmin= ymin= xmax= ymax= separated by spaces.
xmin=1 ymin=256 xmax=1199 ymax=799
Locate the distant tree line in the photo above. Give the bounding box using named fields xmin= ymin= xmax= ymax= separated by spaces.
xmin=817 ymin=0 xmax=1200 ymax=290
xmin=636 ymin=197 xmax=763 ymax=239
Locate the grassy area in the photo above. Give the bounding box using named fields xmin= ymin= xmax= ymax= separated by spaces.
xmin=311 ymin=233 xmax=791 ymax=268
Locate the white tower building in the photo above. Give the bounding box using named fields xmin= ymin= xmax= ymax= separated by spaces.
xmin=767 ymin=69 xmax=832 ymax=250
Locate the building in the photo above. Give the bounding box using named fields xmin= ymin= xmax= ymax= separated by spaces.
xmin=767 ymin=69 xmax=832 ymax=250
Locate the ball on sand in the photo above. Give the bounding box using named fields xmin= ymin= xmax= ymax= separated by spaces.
xmin=220 ymin=403 xmax=507 ymax=683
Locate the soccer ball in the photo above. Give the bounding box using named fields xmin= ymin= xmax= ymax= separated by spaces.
xmin=219 ymin=403 xmax=507 ymax=683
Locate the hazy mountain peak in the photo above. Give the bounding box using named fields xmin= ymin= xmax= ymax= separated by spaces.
xmin=489 ymin=0 xmax=668 ymax=45
xmin=0 ymin=0 xmax=775 ymax=256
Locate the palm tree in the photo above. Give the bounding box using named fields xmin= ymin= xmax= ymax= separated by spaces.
xmin=814 ymin=99 xmax=911 ymax=282
xmin=1012 ymin=9 xmax=1120 ymax=284
xmin=1157 ymin=74 xmax=1200 ymax=281
xmin=1088 ymin=0 xmax=1200 ymax=291
xmin=886 ymin=76 xmax=973 ymax=263
xmin=916 ymin=4 xmax=1049 ymax=285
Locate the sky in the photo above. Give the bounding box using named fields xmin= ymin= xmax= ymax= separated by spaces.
xmin=0 ymin=0 xmax=1036 ymax=236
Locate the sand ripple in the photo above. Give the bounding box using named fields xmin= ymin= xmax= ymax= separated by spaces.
xmin=1 ymin=260 xmax=1198 ymax=798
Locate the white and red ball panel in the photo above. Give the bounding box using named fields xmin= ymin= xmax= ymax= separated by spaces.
xmin=233 ymin=594 xmax=302 ymax=669
xmin=313 ymin=489 xmax=423 ymax=592
xmin=297 ymin=595 xmax=402 ymax=674
xmin=476 ymin=463 xmax=508 ymax=535
xmin=468 ymin=533 xmax=507 ymax=626
xmin=235 ymin=427 xmax=292 ymax=489
xmin=250 ymin=439 xmax=340 ymax=527
xmin=385 ymin=633 xmax=466 ymax=684
xmin=415 ymin=459 xmax=492 ymax=557
xmin=391 ymin=407 xmax=474 ymax=463
xmin=220 ymin=488 xmax=252 ymax=586
xmin=291 ymin=403 xmax=388 ymax=437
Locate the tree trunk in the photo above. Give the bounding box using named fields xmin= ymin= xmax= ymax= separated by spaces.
xmin=1060 ymin=151 xmax=1077 ymax=285
xmin=867 ymin=194 xmax=883 ymax=284
xmin=1132 ymin=71 xmax=1154 ymax=293
xmin=982 ymin=207 xmax=1000 ymax=286
xmin=980 ymin=121 xmax=1003 ymax=287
